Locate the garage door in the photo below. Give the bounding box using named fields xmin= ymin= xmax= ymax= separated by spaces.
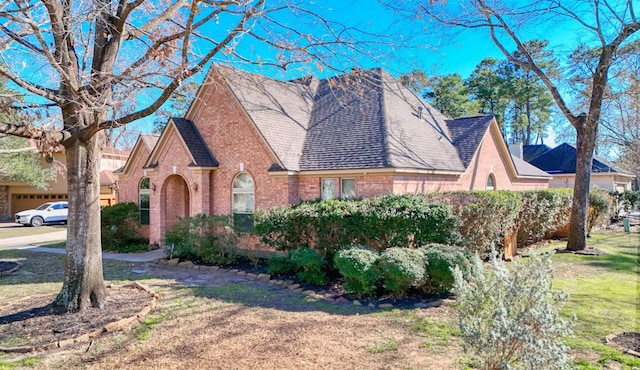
xmin=12 ymin=194 xmax=69 ymax=214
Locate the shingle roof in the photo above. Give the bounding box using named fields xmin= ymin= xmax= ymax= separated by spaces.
xmin=523 ymin=144 xmax=551 ymax=162
xmin=171 ymin=118 xmax=219 ymax=167
xmin=446 ymin=115 xmax=495 ymax=168
xmin=511 ymin=155 xmax=551 ymax=178
xmin=141 ymin=134 xmax=160 ymax=151
xmin=529 ymin=143 xmax=631 ymax=175
xmin=220 ymin=67 xmax=466 ymax=172
xmin=187 ymin=65 xmax=549 ymax=179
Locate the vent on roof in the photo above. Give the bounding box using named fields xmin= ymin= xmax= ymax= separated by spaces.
xmin=413 ymin=106 xmax=424 ymax=119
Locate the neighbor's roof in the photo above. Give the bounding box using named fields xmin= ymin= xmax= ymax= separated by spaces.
xmin=529 ymin=143 xmax=633 ymax=175
xmin=522 ymin=144 xmax=552 ymax=162
xmin=140 ymin=134 xmax=160 ymax=151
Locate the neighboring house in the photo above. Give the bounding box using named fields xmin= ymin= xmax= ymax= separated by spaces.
xmin=117 ymin=66 xmax=550 ymax=245
xmin=0 ymin=144 xmax=129 ymax=221
xmin=515 ymin=143 xmax=635 ymax=192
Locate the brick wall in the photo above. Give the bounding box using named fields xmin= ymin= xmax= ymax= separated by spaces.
xmin=188 ymin=75 xmax=291 ymax=216
xmin=116 ymin=142 xmax=151 ymax=205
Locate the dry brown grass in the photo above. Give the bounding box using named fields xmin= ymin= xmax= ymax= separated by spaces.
xmin=0 ymin=250 xmax=467 ymax=369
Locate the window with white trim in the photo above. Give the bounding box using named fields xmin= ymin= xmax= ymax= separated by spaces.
xmin=321 ymin=178 xmax=335 ymax=201
xmin=341 ymin=178 xmax=356 ymax=200
xmin=232 ymin=172 xmax=255 ymax=232
xmin=139 ymin=177 xmax=150 ymax=225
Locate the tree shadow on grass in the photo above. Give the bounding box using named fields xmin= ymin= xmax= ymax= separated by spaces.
xmin=584 ymin=253 xmax=638 ymax=275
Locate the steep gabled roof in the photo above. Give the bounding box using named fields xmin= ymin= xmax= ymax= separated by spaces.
xmin=144 ymin=118 xmax=218 ymax=169
xmin=446 ymin=115 xmax=495 ymax=168
xmin=115 ymin=134 xmax=159 ymax=175
xmin=171 ymin=118 xmax=219 ymax=167
xmin=184 ymin=65 xmax=547 ymax=178
xmin=529 ymin=143 xmax=632 ymax=175
xmin=216 ymin=66 xmax=314 ymax=171
xmin=523 ymin=144 xmax=551 ymax=162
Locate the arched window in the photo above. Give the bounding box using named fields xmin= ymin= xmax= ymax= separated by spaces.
xmin=139 ymin=177 xmax=150 ymax=225
xmin=232 ymin=173 xmax=254 ymax=232
xmin=486 ymin=174 xmax=496 ymax=190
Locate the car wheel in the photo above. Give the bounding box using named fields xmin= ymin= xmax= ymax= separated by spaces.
xmin=30 ymin=216 xmax=44 ymax=227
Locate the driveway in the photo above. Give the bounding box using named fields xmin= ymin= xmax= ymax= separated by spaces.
xmin=0 ymin=229 xmax=67 ymax=249
xmin=0 ymin=227 xmax=165 ymax=262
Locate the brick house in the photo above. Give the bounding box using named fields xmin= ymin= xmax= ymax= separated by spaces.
xmin=117 ymin=66 xmax=550 ymax=245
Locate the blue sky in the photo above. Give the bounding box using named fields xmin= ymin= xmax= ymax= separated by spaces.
xmin=133 ymin=0 xmax=620 ymax=146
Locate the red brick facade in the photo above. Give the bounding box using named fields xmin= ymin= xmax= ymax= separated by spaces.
xmin=118 ymin=72 xmax=549 ymax=245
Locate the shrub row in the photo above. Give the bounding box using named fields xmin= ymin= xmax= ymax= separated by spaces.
xmin=335 ymin=243 xmax=470 ymax=297
xmin=163 ymin=214 xmax=239 ymax=265
xmin=255 ymin=190 xmax=578 ymax=258
xmin=254 ymin=194 xmax=462 ymax=258
xmin=267 ymin=243 xmax=469 ymax=297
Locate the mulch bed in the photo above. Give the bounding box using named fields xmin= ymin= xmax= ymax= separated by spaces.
xmin=0 ymin=283 xmax=156 ymax=352
xmin=0 ymin=261 xmax=21 ymax=276
xmin=606 ymin=332 xmax=640 ymax=357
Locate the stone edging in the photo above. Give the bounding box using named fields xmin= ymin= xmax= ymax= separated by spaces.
xmin=0 ymin=261 xmax=22 ymax=276
xmin=156 ymin=258 xmax=455 ymax=310
xmin=604 ymin=333 xmax=640 ymax=358
xmin=0 ymin=282 xmax=158 ymax=353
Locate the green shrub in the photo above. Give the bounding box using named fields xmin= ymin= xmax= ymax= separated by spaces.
xmin=418 ymin=244 xmax=469 ymax=295
xmin=254 ymin=194 xmax=461 ymax=259
xmin=587 ymin=187 xmax=612 ymax=235
xmin=430 ymin=191 xmax=522 ymax=257
xmin=163 ymin=214 xmax=239 ymax=265
xmin=334 ymin=245 xmax=380 ymax=296
xmin=267 ymin=255 xmax=296 ymax=275
xmin=517 ymin=189 xmax=573 ymax=246
xmin=452 ymin=252 xmax=572 ymax=369
xmin=101 ymin=202 xmax=149 ymax=252
xmin=289 ymin=247 xmax=327 ymax=285
xmin=377 ymin=247 xmax=426 ymax=296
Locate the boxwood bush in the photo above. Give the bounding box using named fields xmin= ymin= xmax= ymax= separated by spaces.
xmin=334 ymin=245 xmax=380 ymax=296
xmin=418 ymin=243 xmax=469 ymax=295
xmin=377 ymin=247 xmax=426 ymax=296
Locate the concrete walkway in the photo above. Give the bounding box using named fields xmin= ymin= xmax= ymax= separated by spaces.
xmin=0 ymin=228 xmax=165 ymax=262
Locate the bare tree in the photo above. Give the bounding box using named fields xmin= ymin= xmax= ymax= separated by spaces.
xmin=0 ymin=0 xmax=372 ymax=311
xmin=394 ymin=0 xmax=639 ymax=250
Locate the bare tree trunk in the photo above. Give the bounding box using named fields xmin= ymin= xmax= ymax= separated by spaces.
xmin=54 ymin=131 xmax=107 ymax=312
xmin=566 ymin=120 xmax=597 ymax=251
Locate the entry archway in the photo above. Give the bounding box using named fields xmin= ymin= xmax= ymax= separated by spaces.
xmin=160 ymin=174 xmax=190 ymax=238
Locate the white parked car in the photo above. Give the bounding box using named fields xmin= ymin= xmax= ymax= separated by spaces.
xmin=15 ymin=201 xmax=68 ymax=227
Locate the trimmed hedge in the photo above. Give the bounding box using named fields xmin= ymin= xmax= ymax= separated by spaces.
xmin=254 ymin=194 xmax=461 ymax=258
xmin=587 ymin=187 xmax=612 ymax=235
xmin=517 ymin=189 xmax=573 ymax=245
xmin=429 ymin=191 xmax=522 ymax=257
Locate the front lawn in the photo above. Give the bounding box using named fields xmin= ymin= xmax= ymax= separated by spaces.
xmin=539 ymin=231 xmax=640 ymax=368
xmin=0 ymin=230 xmax=636 ymax=369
